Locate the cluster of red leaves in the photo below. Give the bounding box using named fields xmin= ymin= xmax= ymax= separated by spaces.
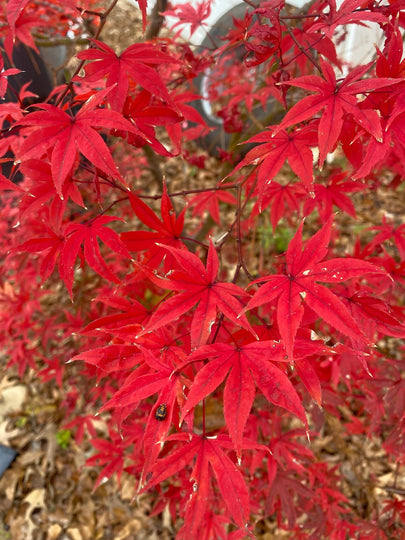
xmin=1 ymin=0 xmax=405 ymax=538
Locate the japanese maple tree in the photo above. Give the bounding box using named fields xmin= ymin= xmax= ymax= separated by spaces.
xmin=1 ymin=0 xmax=405 ymax=538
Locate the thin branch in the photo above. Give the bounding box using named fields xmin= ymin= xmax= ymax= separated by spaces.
xmin=145 ymin=0 xmax=168 ymax=40
xmin=285 ymin=25 xmax=322 ymax=73
xmin=55 ymin=0 xmax=120 ymax=106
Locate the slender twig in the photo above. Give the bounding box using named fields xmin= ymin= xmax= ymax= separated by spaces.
xmin=235 ymin=184 xmax=255 ymax=281
xmin=285 ymin=25 xmax=322 ymax=73
xmin=55 ymin=0 xmax=120 ymax=106
xmin=131 ymin=184 xmax=240 ymax=201
xmin=242 ymin=0 xmax=260 ymax=8
xmin=216 ymin=171 xmax=258 ymax=249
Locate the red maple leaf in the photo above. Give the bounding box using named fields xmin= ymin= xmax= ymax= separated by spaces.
xmin=243 ymin=6 xmax=284 ymax=67
xmin=349 ymin=92 xmax=405 ymax=180
xmin=2 ymin=9 xmax=42 ymax=57
xmin=16 ymin=214 xmax=131 ymax=295
xmin=162 ymin=1 xmax=211 ymax=39
xmin=243 ymin=216 xmax=387 ymax=357
xmin=367 ymin=214 xmax=405 ymax=261
xmin=252 ymin=181 xmax=305 ymax=231
xmin=0 ymin=56 xmax=20 ymax=99
xmin=302 ymin=170 xmax=363 ymax=220
xmin=73 ymin=335 xmax=191 ymax=488
xmin=6 ymin=0 xmax=31 ymax=31
xmin=164 ymin=90 xmax=208 ymax=151
xmin=80 ymin=295 xmax=150 ymax=336
xmin=59 ymin=215 xmax=131 ymax=296
xmin=86 ymin=428 xmax=132 ymax=490
xmin=95 ymin=346 xmax=185 ymax=413
xmin=233 ymin=124 xmax=317 ymax=193
xmin=341 ymin=288 xmax=405 ymax=340
xmin=133 ymin=0 xmax=148 ymax=31
xmin=75 ymin=40 xmax=174 ymax=112
xmin=137 ymin=241 xmax=256 ymax=348
xmin=274 ymin=58 xmax=400 ymax=166
xmin=179 ymin=339 xmax=306 ymax=458
xmin=5 ymin=0 xmax=74 ymax=39
xmin=188 ymin=188 xmax=237 ymax=225
xmin=17 ymin=158 xmax=84 ymax=227
xmin=15 ymin=224 xmax=65 ymax=284
xmin=92 ymin=344 xmax=189 ymax=485
xmin=122 ymin=90 xmax=182 ymax=155
xmin=121 ymin=186 xmax=186 ymax=270
xmin=289 ymin=27 xmax=341 ymax=71
xmin=376 ymin=22 xmax=405 ymax=79
xmin=17 ymin=88 xmax=143 ymax=197
xmin=70 ymin=344 xmax=142 ymax=376
xmin=141 ymin=432 xmax=250 ymax=536
xmin=309 ymin=0 xmax=387 ymax=38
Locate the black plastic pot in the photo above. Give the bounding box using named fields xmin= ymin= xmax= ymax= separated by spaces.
xmin=1 ymin=41 xmax=68 ymax=181
xmin=1 ymin=41 xmax=67 ymax=103
xmin=191 ymin=3 xmax=252 ymax=155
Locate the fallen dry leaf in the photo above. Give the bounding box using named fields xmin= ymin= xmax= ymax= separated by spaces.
xmin=23 ymin=488 xmax=46 ymax=540
xmin=0 ymin=384 xmax=27 ymax=423
xmin=46 ymin=523 xmax=63 ymax=540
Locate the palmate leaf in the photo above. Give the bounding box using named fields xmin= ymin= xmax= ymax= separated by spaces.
xmin=6 ymin=0 xmax=74 ymax=36
xmin=74 ymin=341 xmax=188 ymax=487
xmin=97 ymin=353 xmax=174 ymax=413
xmin=121 ymin=187 xmax=186 ymax=271
xmin=308 ymin=0 xmax=387 ymax=38
xmin=141 ymin=433 xmax=250 ymax=535
xmin=70 ymin=344 xmax=141 ymax=376
xmin=76 ymin=40 xmax=174 ymax=111
xmin=188 ymin=188 xmax=237 ymax=226
xmin=80 ymin=296 xmax=149 ymax=336
xmin=337 ymin=288 xmax=405 ymax=340
xmin=137 ymin=241 xmax=256 ymax=348
xmin=252 ymin=181 xmax=305 ymax=230
xmin=273 ymin=58 xmax=401 ymax=166
xmin=243 ymin=216 xmax=388 ymax=358
xmin=17 ymin=88 xmax=143 ymax=197
xmin=6 ymin=0 xmax=30 ymax=30
xmin=0 ymin=56 xmax=20 ymax=99
xmin=162 ymin=1 xmax=212 ymax=38
xmin=2 ymin=10 xmax=41 ymax=58
xmin=302 ymin=170 xmax=362 ymax=220
xmin=59 ymin=215 xmax=132 ymax=297
xmin=134 ymin=0 xmax=148 ymax=30
xmin=367 ymin=214 xmax=405 ymax=261
xmin=180 ymin=340 xmax=307 ymax=458
xmin=95 ymin=344 xmax=188 ymax=486
xmin=232 ymin=124 xmax=317 ymax=195
xmin=123 ymin=90 xmax=183 ymax=155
